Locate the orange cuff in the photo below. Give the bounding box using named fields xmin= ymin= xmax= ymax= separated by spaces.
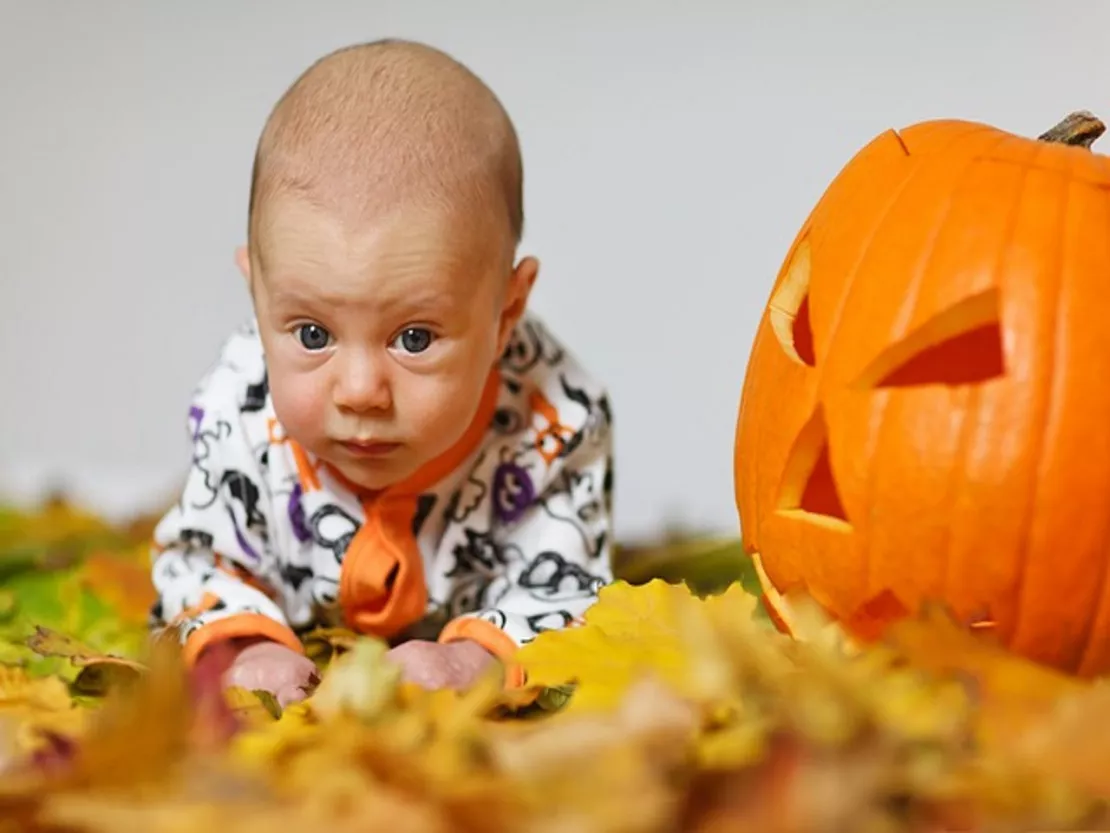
xmin=181 ymin=613 xmax=305 ymax=668
xmin=439 ymin=616 xmax=527 ymax=689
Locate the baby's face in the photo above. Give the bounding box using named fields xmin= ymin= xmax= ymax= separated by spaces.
xmin=250 ymin=197 xmax=524 ymax=491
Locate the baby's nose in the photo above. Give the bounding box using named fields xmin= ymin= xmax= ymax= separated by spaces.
xmin=333 ymin=352 xmax=392 ymax=413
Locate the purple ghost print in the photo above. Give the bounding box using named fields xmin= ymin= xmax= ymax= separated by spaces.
xmin=492 ymin=461 xmax=534 ymax=523
xmin=288 ymin=483 xmax=311 ymax=542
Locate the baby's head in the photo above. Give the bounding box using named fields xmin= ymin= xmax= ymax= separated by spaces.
xmin=236 ymin=39 xmax=536 ymax=491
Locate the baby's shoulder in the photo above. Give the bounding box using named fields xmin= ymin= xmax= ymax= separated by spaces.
xmin=497 ymin=310 xmax=610 ymax=423
xmin=489 ymin=310 xmax=612 ymax=474
xmin=190 ymin=319 xmax=272 ymax=419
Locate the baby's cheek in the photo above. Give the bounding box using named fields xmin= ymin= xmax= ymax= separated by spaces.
xmin=270 ymin=366 xmax=331 ymax=446
xmin=405 ymin=371 xmax=485 ymax=450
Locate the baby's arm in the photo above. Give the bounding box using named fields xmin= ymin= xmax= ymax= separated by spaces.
xmin=150 ymin=365 xmax=309 ymax=689
xmin=437 ymin=409 xmax=615 ymax=683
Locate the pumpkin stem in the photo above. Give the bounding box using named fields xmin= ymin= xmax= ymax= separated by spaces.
xmin=1037 ymin=111 xmax=1105 ymax=148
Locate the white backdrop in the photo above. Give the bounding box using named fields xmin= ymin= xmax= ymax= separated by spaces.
xmin=2 ymin=1 xmax=1109 ymax=538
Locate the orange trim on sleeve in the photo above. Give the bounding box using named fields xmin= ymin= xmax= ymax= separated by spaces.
xmin=181 ymin=613 xmax=304 ymax=668
xmin=439 ymin=616 xmax=527 ymax=689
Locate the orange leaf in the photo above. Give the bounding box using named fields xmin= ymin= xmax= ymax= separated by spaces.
xmin=78 ymin=549 xmax=157 ymax=626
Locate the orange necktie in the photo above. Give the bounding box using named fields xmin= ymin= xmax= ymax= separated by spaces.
xmin=338 ymin=494 xmax=428 ymax=638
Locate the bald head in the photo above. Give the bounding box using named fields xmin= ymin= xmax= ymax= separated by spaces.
xmin=248 ymin=39 xmax=523 ymax=263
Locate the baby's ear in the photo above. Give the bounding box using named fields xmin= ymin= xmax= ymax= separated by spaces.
xmin=497 ymin=256 xmax=539 ymax=351
xmin=234 ymin=246 xmax=252 ymax=284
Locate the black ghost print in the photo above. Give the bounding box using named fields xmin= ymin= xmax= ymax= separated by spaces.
xmin=526 ymin=609 xmax=574 ymax=635
xmin=518 ymin=551 xmax=604 ymax=600
xmin=447 ymin=574 xmax=494 ymax=617
xmin=492 ymin=407 xmax=525 ymax=435
xmin=190 ymin=418 xmax=233 ymax=509
xmin=446 ymin=529 xmax=515 ymax=578
xmin=412 ymin=494 xmax=437 ymax=537
xmin=218 ymin=470 xmax=269 ymax=562
xmin=221 ymin=471 xmax=267 ymax=537
xmin=312 ymin=576 xmax=340 ymax=608
xmin=478 ymin=609 xmax=508 ymax=630
xmin=177 ymin=528 xmax=215 ymax=553
xmin=241 ymin=371 xmax=269 ymax=413
xmin=501 ymin=319 xmax=565 ymax=374
xmin=179 ymin=597 xmax=229 ymax=640
xmin=444 ymin=463 xmax=487 ymax=524
xmin=540 ymin=469 xmax=607 ymax=560
xmin=309 ymin=504 xmax=361 ymax=564
xmin=280 ymin=563 xmax=315 ymax=591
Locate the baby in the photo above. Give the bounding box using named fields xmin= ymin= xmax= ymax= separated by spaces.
xmin=148 ymin=39 xmax=614 ymax=706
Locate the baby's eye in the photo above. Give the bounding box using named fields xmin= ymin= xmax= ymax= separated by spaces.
xmin=392 ymin=327 xmax=435 ymax=355
xmin=295 ymin=323 xmax=331 ymax=351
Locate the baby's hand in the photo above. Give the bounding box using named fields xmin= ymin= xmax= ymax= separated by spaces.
xmin=386 ymin=639 xmax=496 ymax=691
xmin=217 ymin=638 xmax=320 ymax=708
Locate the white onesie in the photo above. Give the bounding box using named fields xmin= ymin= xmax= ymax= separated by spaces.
xmin=149 ymin=312 xmax=614 ymax=678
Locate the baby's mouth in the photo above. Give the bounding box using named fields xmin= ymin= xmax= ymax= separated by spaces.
xmin=338 ymin=438 xmax=401 ymax=457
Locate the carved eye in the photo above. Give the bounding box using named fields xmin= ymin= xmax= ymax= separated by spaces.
xmin=769 ymin=238 xmax=816 ymax=367
xmin=854 ymin=288 xmax=1005 ymax=388
xmin=776 ymin=405 xmax=850 ymax=529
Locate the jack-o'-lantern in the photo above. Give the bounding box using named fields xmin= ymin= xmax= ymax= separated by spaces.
xmin=734 ymin=111 xmax=1110 ymax=676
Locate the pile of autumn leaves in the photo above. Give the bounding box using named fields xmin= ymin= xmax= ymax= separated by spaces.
xmin=2 ymin=506 xmax=1110 ymax=831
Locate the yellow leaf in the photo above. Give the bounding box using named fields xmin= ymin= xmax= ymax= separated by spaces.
xmin=0 ymin=665 xmax=88 ymax=756
xmin=222 ymin=687 xmax=279 ymax=729
xmin=230 ymin=700 xmax=317 ymax=768
xmin=878 ymin=604 xmax=1087 ymax=748
xmin=516 ymin=579 xmax=762 ymax=713
xmin=308 ymin=638 xmax=401 ymax=723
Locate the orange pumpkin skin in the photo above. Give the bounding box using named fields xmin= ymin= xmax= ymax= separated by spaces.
xmin=735 ymin=116 xmax=1110 ymax=676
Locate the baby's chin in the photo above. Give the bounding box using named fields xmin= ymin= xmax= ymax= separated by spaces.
xmin=323 ymin=448 xmax=420 ymax=493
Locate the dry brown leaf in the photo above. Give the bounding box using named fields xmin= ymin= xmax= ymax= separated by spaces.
xmin=24 ymin=625 xmax=145 ymax=697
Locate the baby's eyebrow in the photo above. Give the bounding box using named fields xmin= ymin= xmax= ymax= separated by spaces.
xmin=265 ymin=283 xmax=351 ymax=312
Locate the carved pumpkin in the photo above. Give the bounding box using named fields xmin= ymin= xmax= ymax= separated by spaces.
xmin=734 ymin=111 xmax=1110 ymax=676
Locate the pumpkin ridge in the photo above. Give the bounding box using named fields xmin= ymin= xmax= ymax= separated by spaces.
xmin=1031 ymin=148 xmax=1110 ymax=673
xmin=896 ymin=120 xmax=996 ymax=156
xmin=884 ymin=131 xmax=1014 ymax=368
xmin=1007 ymin=146 xmax=1073 ymax=657
xmin=1098 ymin=143 xmax=1110 ymax=185
xmin=938 ymin=379 xmax=979 ymax=618
xmin=819 ymin=125 xmax=1002 ymax=402
xmin=940 ymin=143 xmax=1039 ymax=613
xmin=859 ymin=133 xmax=1012 ymax=601
xmin=742 ymin=219 xmax=822 ymax=553
xmin=1074 ymin=193 xmax=1110 ymax=675
xmin=814 ymin=155 xmax=946 ymax=601
xmin=736 ymin=322 xmax=768 ymax=549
